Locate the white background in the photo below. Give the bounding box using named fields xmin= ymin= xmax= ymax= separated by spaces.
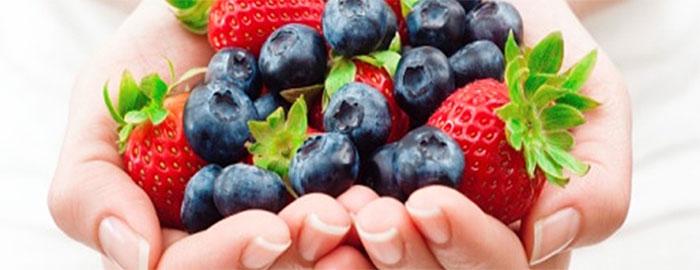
xmin=0 ymin=0 xmax=698 ymax=268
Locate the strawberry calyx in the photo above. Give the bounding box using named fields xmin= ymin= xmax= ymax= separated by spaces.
xmin=246 ymin=97 xmax=309 ymax=197
xmin=400 ymin=0 xmax=420 ymax=17
xmin=496 ymin=31 xmax=599 ymax=187
xmin=323 ymin=32 xmax=402 ymax=110
xmin=166 ymin=0 xmax=212 ymax=35
xmin=103 ymin=62 xmax=207 ymax=153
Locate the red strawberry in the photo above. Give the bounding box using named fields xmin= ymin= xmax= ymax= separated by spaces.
xmin=104 ymin=69 xmax=207 ymax=228
xmin=428 ymin=32 xmax=599 ymax=223
xmin=207 ymin=0 xmax=325 ymax=55
xmin=384 ymin=0 xmax=408 ymax=44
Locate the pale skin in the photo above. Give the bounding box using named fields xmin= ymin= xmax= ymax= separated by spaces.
xmin=48 ymin=0 xmax=630 ymax=269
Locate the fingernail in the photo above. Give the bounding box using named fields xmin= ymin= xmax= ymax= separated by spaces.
xmin=299 ymin=213 xmax=351 ymax=261
xmin=355 ymin=221 xmax=403 ymax=265
xmin=241 ymin=236 xmax=291 ymax=269
xmin=98 ymin=217 xmax=150 ymax=270
xmin=405 ymin=203 xmax=450 ymax=244
xmin=530 ymin=207 xmax=581 ymax=265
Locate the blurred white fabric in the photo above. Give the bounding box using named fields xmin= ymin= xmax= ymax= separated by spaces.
xmin=0 ymin=0 xmax=697 ymax=268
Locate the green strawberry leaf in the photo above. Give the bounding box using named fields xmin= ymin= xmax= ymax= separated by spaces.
xmin=103 ymin=82 xmax=125 ymax=125
xmin=557 ymin=93 xmax=600 ymax=112
xmin=401 ymin=0 xmax=420 ymax=17
xmin=117 ymin=71 xmax=148 ymax=116
xmin=247 ymin=97 xmax=309 ymax=183
xmin=561 ymin=50 xmax=598 ymax=92
xmin=141 ymin=74 xmax=168 ymax=104
xmin=124 ymin=110 xmax=148 ymax=125
xmin=354 ymin=55 xmax=382 ymax=68
xmin=371 ymin=50 xmax=402 ymax=77
xmin=389 ymin=32 xmax=402 ymax=53
xmin=541 ymin=104 xmax=585 ymax=130
xmin=496 ymin=31 xmax=600 ymax=187
xmin=146 ymin=106 xmax=169 ymax=125
xmin=323 ymin=58 xmax=356 ymax=110
xmin=167 ymin=0 xmax=212 ymax=35
xmin=528 ymin=31 xmax=564 ymax=75
xmin=117 ymin=124 xmax=134 ymax=153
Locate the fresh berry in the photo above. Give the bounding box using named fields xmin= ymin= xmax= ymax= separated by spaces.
xmin=103 ymin=69 xmax=208 ymax=228
xmin=384 ymin=0 xmax=408 ymax=43
xmin=324 ymin=82 xmax=391 ymax=156
xmin=254 ymin=93 xmax=291 ymax=120
xmin=184 ymin=83 xmax=258 ymax=165
xmin=457 ymin=0 xmax=481 ymax=12
xmin=449 ymin=40 xmax=504 ymax=87
xmin=258 ymin=24 xmax=328 ymax=92
xmin=213 ymin=163 xmax=291 ymax=217
xmin=364 ymin=126 xmax=464 ymax=201
xmin=205 ymin=47 xmax=261 ymax=99
xmin=207 ymin=0 xmax=325 ymax=55
xmin=289 ymin=132 xmax=360 ymax=197
xmin=406 ymin=0 xmax=467 ymax=55
xmin=322 ymin=0 xmax=397 ymax=57
xmin=465 ymin=1 xmax=523 ymax=50
xmin=394 ymin=46 xmax=455 ymax=123
xmin=308 ymin=94 xmax=325 ymax=131
xmin=181 ymin=164 xmax=224 ymax=233
xmin=428 ymin=33 xmax=599 ymax=223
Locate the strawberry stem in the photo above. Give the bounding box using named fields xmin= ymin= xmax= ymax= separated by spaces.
xmin=166 ymin=0 xmax=212 ymax=35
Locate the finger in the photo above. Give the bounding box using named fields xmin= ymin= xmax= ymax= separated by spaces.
xmin=405 ymin=186 xmax=528 ymax=269
xmin=158 ymin=210 xmax=291 ymax=269
xmin=162 ymin=229 xmax=188 ymax=248
xmin=315 ymin=246 xmax=375 ymax=270
xmin=337 ymin=185 xmax=381 ymax=215
xmin=507 ymin=0 xmax=631 ymax=265
xmin=354 ymin=197 xmax=441 ymax=269
xmin=273 ymin=194 xmax=352 ymax=267
xmin=49 ymin=0 xmax=212 ymax=269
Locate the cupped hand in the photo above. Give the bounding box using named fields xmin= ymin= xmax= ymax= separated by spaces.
xmin=350 ymin=0 xmax=631 ymax=269
xmin=47 ymin=0 xmax=371 ymax=269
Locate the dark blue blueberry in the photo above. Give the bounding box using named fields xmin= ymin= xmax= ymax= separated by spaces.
xmin=323 ymin=0 xmax=397 ymax=57
xmin=449 ymin=40 xmax=504 ymax=87
xmin=184 ymin=83 xmax=258 ymax=165
xmin=289 ymin=133 xmax=360 ymax=197
xmin=205 ymin=47 xmax=261 ymax=99
xmin=324 ymin=83 xmax=391 ymax=156
xmin=362 ymin=143 xmax=407 ymax=200
xmin=254 ymin=93 xmax=291 ymax=120
xmin=457 ymin=0 xmax=481 ymax=12
xmin=181 ymin=164 xmax=224 ymax=233
xmin=406 ymin=0 xmax=466 ymax=55
xmin=213 ymin=163 xmax=291 ymax=217
xmin=465 ymin=1 xmax=523 ymax=50
xmin=394 ymin=46 xmax=455 ymax=123
xmin=391 ymin=126 xmax=464 ymax=200
xmin=259 ymin=24 xmax=328 ymax=92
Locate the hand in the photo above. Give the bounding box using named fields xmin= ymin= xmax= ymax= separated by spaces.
xmin=47 ymin=0 xmax=372 ymax=269
xmin=350 ymin=0 xmax=631 ymax=269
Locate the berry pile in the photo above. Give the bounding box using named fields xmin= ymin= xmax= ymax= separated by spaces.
xmin=103 ymin=0 xmax=599 ymax=232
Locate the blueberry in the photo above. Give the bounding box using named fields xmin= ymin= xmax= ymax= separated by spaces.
xmin=289 ymin=133 xmax=360 ymax=197
xmin=324 ymin=83 xmax=391 ymax=156
xmin=465 ymin=1 xmax=523 ymax=50
xmin=394 ymin=46 xmax=455 ymax=123
xmin=323 ymin=0 xmax=397 ymax=57
xmin=181 ymin=164 xmax=224 ymax=233
xmin=457 ymin=0 xmax=481 ymax=12
xmin=254 ymin=93 xmax=291 ymax=120
xmin=449 ymin=40 xmax=504 ymax=87
xmin=392 ymin=126 xmax=464 ymax=200
xmin=362 ymin=143 xmax=406 ymax=200
xmin=184 ymin=83 xmax=258 ymax=165
xmin=406 ymin=0 xmax=466 ymax=55
xmin=259 ymin=24 xmax=327 ymax=92
xmin=205 ymin=47 xmax=261 ymax=99
xmin=213 ymin=163 xmax=290 ymax=217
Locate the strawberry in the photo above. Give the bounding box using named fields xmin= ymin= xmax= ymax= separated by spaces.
xmin=428 ymin=32 xmax=600 ymax=223
xmin=207 ymin=0 xmax=325 ymax=55
xmin=386 ymin=0 xmax=408 ymax=43
xmin=104 ymin=67 xmax=208 ymax=228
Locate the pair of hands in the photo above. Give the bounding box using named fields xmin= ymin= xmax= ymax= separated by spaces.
xmin=48 ymin=0 xmax=631 ymax=269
